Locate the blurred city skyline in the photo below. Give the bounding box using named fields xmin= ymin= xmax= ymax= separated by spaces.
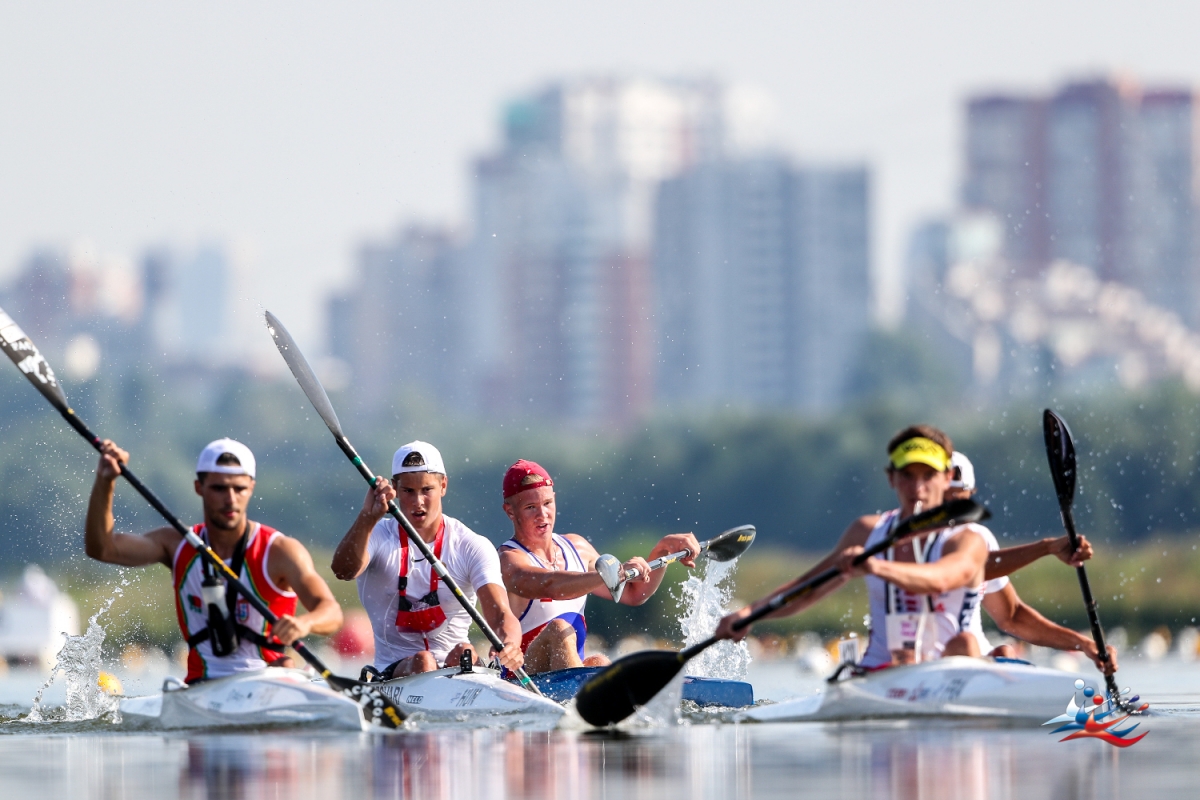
xmin=4 ymin=1 xmax=1200 ymax=351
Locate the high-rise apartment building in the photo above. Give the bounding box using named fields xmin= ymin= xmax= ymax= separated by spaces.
xmin=962 ymin=77 xmax=1200 ymax=325
xmin=654 ymin=156 xmax=871 ymax=412
xmin=459 ymin=78 xmax=729 ymax=424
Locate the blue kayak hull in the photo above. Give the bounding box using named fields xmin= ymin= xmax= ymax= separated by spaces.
xmin=527 ymin=666 xmax=754 ymax=708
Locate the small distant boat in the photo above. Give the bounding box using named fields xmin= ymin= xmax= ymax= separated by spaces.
xmin=529 ymin=666 xmax=754 ymax=708
xmin=376 ymin=666 xmax=566 ymax=722
xmin=0 ymin=565 xmax=79 ymax=670
xmin=120 ymin=669 xmax=368 ymax=731
xmin=741 ymin=656 xmax=1093 ymax=722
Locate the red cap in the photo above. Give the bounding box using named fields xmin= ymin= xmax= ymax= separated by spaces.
xmin=503 ymin=459 xmax=554 ymax=499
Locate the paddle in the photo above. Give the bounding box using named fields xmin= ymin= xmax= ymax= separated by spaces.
xmin=264 ymin=310 xmax=543 ymax=696
xmin=1043 ymin=408 xmax=1138 ymax=713
xmin=595 ymin=525 xmax=756 ymax=603
xmin=0 ymin=307 xmax=405 ymax=729
xmin=574 ymin=497 xmax=990 ymax=726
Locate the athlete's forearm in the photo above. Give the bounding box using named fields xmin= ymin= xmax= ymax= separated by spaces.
xmin=84 ymin=475 xmax=119 ymax=562
xmin=984 ymin=539 xmax=1054 ymax=580
xmin=507 ymin=568 xmax=606 ymax=601
xmin=998 ymin=603 xmax=1094 ymax=655
xmin=331 ymin=513 xmax=378 ymax=580
xmin=867 ymin=558 xmax=974 ymax=596
xmin=296 ymin=594 xmax=343 ymax=637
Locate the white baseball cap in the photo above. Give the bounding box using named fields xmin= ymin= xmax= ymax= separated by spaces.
xmin=196 ymin=438 xmax=256 ymax=478
xmin=950 ymin=451 xmax=976 ymax=491
xmin=392 ymin=441 xmax=446 ymax=477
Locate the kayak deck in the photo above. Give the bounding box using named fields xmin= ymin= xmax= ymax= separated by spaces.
xmin=742 ymin=656 xmax=1095 ymax=723
xmin=377 ymin=666 xmax=565 ymax=721
xmin=530 ymin=666 xmax=754 ymax=708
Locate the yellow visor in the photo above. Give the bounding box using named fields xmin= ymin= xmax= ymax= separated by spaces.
xmin=889 ymin=437 xmax=951 ymax=473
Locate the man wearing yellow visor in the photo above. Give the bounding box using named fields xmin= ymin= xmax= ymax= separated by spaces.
xmin=715 ymin=425 xmax=992 ymax=668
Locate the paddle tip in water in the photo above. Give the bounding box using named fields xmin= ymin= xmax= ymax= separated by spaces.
xmin=574 ymin=649 xmax=685 ymax=727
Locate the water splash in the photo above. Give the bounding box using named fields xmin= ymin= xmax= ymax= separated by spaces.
xmin=676 ymin=558 xmax=751 ymax=680
xmin=25 ymin=584 xmax=124 ymax=723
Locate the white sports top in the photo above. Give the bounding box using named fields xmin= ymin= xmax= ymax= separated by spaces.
xmin=860 ymin=510 xmax=990 ymax=668
xmin=357 ymin=515 xmax=503 ymax=668
xmin=973 ymin=523 xmax=1009 ymax=595
xmin=499 ymin=533 xmax=589 ymax=657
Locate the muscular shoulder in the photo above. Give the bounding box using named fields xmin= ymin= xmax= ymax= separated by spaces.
xmin=560 ymin=533 xmax=597 ymax=565
xmin=942 ymin=525 xmax=989 ymax=559
xmin=265 ymin=531 xmax=315 ymax=569
xmin=841 ymin=515 xmax=880 ymax=547
xmin=953 ymin=522 xmax=998 ymax=550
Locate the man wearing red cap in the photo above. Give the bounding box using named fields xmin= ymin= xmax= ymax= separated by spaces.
xmin=498 ymin=459 xmax=702 ymax=674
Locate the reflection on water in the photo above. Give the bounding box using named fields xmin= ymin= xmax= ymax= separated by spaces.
xmin=0 ymin=719 xmax=1196 ymax=799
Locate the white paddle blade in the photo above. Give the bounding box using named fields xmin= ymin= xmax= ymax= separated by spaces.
xmin=595 ymin=554 xmax=627 ymax=603
xmin=0 ymin=306 xmax=69 ymax=411
xmin=265 ymin=310 xmax=344 ymax=438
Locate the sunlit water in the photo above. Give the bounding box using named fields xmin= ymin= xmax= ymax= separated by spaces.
xmin=676 ymin=556 xmax=752 ymax=680
xmin=6 ymin=569 xmax=1200 ymax=798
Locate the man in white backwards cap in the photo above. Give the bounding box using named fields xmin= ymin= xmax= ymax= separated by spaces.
xmin=85 ymin=438 xmax=344 ymax=683
xmin=332 ymin=441 xmax=525 ymax=678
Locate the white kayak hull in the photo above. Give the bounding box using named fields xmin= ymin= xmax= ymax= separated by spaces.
xmin=742 ymin=657 xmax=1097 ymax=723
xmin=119 ymin=669 xmax=367 ymax=731
xmin=377 ymin=667 xmax=565 ymax=722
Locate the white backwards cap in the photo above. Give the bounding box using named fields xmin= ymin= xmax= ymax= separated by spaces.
xmin=392 ymin=441 xmax=446 ymax=477
xmin=950 ymin=451 xmax=976 ymax=491
xmin=196 ymin=438 xmax=256 ymax=478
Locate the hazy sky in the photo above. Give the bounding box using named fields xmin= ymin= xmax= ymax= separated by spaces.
xmin=2 ymin=1 xmax=1197 ymax=346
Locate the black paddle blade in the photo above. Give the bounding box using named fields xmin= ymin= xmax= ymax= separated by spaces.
xmin=323 ymin=673 xmax=406 ymax=729
xmin=1043 ymin=409 xmax=1077 ymax=507
xmin=706 ymin=524 xmax=756 ymax=562
xmin=0 ymin=306 xmax=69 ymax=411
xmin=574 ymin=650 xmax=684 ymax=727
xmin=265 ymin=310 xmax=346 ymax=439
xmin=893 ymin=497 xmax=990 ymax=539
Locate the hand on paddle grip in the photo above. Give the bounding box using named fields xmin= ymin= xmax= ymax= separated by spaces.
xmin=360 ymin=476 xmax=396 ymax=521
xmin=269 ymin=613 xmax=311 ymax=647
xmin=1049 ymin=533 xmax=1093 ymax=568
xmin=96 ymin=440 xmax=129 ymax=482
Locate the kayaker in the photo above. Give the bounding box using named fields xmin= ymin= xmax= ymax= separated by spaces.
xmin=950 ymin=451 xmax=1118 ymax=673
xmin=332 ymin=441 xmax=525 ymax=678
xmin=497 ymin=459 xmax=702 ymax=674
xmin=713 ymin=425 xmax=992 ymax=667
xmin=85 ymin=438 xmax=344 ymax=684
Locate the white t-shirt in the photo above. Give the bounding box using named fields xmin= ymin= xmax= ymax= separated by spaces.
xmin=968 ymin=523 xmax=1010 ymax=595
xmin=357 ymin=515 xmax=503 ymax=668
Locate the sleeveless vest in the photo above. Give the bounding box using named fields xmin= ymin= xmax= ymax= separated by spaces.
xmin=500 ymin=533 xmax=589 ymax=658
xmin=172 ymin=522 xmax=297 ymax=684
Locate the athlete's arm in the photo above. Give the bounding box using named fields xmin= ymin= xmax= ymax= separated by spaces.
xmin=851 ymin=528 xmax=987 ymax=595
xmin=476 ymin=583 xmax=525 ymax=672
xmin=331 ymin=477 xmax=394 ymax=581
xmin=982 ymin=583 xmax=1116 ymax=674
xmin=616 ymin=532 xmax=702 ymax=606
xmin=268 ymin=536 xmax=344 ymax=645
xmin=499 ymin=542 xmax=608 ymax=601
xmin=984 ymin=535 xmax=1093 ymax=580
xmin=714 ymin=515 xmax=877 ymax=642
xmin=84 ymin=440 xmax=177 ymax=567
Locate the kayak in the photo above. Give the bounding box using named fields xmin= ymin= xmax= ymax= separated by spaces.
xmin=530 ymin=666 xmax=754 ymax=708
xmin=741 ymin=657 xmax=1095 ymax=722
xmin=119 ymin=669 xmax=368 ymax=731
xmin=376 ymin=665 xmax=565 ymax=721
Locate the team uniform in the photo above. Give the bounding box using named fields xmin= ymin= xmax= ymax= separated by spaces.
xmin=859 ymin=510 xmax=990 ymax=669
xmin=173 ymin=522 xmax=296 ymax=684
xmin=357 ymin=515 xmax=503 ymax=670
xmin=500 ymin=533 xmax=589 ymax=658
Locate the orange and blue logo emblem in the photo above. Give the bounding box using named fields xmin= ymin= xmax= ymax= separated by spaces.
xmin=1043 ymin=679 xmax=1149 ymax=748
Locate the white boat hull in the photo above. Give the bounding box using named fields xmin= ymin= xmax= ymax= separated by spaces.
xmin=377 ymin=667 xmax=565 ymax=722
xmin=119 ymin=669 xmax=367 ymax=731
xmin=742 ymin=657 xmax=1096 ymax=722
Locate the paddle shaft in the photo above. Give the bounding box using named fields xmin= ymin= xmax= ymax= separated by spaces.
xmin=55 ymin=407 xmax=338 ymax=680
xmin=331 ymin=434 xmax=542 ymax=694
xmin=680 ymin=521 xmax=920 ymax=660
xmin=1056 ymin=495 xmax=1121 ymax=700
xmin=620 ymin=546 xmax=695 ymax=582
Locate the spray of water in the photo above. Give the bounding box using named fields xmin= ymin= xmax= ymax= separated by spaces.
xmin=25 ymin=584 xmax=125 ymax=724
xmin=676 ymin=558 xmax=751 ymax=680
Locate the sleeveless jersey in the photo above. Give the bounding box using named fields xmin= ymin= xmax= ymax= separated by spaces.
xmin=500 ymin=534 xmax=589 ymax=658
xmin=860 ymin=510 xmax=989 ymax=668
xmin=173 ymin=522 xmax=297 ymax=684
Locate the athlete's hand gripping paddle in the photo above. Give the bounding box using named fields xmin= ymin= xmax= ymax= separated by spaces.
xmin=596 ymin=525 xmax=756 ymax=603
xmin=0 ymin=307 xmax=406 ymax=730
xmin=574 ymin=498 xmax=989 ymax=726
xmin=264 ymin=310 xmax=542 ymax=696
xmin=1043 ymin=409 xmax=1144 ymax=714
